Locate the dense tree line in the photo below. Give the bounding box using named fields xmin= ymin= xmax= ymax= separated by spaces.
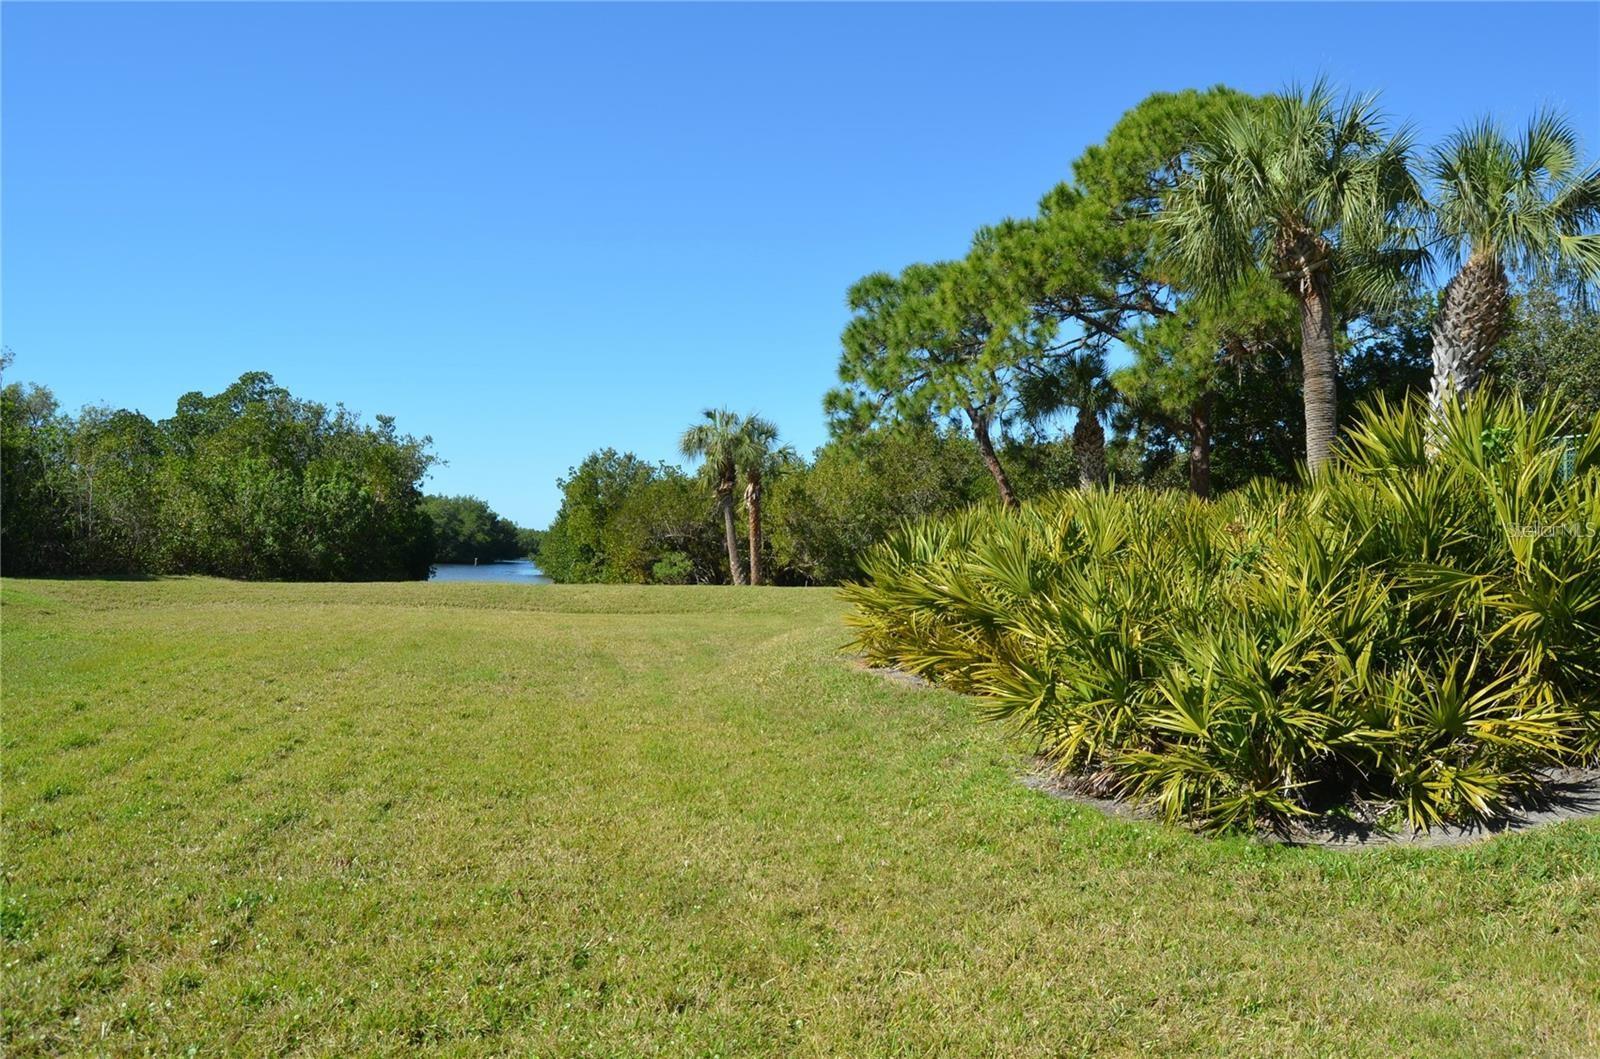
xmin=537 ymin=425 xmax=1100 ymax=588
xmin=420 ymin=494 xmax=536 ymax=565
xmin=1 ymin=365 xmax=438 ymax=580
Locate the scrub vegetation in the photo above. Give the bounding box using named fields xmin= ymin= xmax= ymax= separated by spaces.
xmin=845 ymin=394 xmax=1600 ymax=832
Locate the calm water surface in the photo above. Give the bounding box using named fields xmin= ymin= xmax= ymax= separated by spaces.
xmin=429 ymin=559 xmax=551 ymax=584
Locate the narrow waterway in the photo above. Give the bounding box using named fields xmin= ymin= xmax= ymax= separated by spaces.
xmin=428 ymin=559 xmax=551 ymax=584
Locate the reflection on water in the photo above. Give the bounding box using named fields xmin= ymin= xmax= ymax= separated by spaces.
xmin=429 ymin=559 xmax=551 ymax=584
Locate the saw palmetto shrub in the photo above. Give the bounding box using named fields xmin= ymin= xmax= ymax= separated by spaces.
xmin=843 ymin=394 xmax=1600 ymax=832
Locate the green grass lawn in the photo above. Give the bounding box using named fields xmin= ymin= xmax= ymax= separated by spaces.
xmin=3 ymin=578 xmax=1598 ymax=1056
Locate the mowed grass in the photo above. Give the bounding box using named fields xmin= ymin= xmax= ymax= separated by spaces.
xmin=2 ymin=579 xmax=1598 ymax=1057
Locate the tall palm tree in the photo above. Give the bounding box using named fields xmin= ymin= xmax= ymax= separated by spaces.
xmin=680 ymin=408 xmax=747 ymax=586
xmin=1064 ymin=352 xmax=1118 ymax=489
xmin=1022 ymin=351 xmax=1118 ymax=489
xmin=731 ymin=414 xmax=789 ymax=586
xmin=1427 ymin=111 xmax=1600 ymax=412
xmin=1164 ymin=81 xmax=1426 ymax=472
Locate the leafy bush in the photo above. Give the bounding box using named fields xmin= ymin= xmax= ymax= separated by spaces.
xmin=844 ymin=394 xmax=1600 ymax=832
xmin=1492 ymin=277 xmax=1600 ymax=422
xmin=764 ymin=426 xmax=996 ymax=584
xmin=538 ymin=450 xmax=727 ymax=584
xmin=651 ymin=551 xmax=694 ymax=584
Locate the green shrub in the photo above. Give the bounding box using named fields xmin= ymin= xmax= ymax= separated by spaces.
xmin=652 ymin=551 xmax=694 ymax=584
xmin=843 ymin=393 xmax=1600 ymax=832
xmin=538 ymin=451 xmax=726 ymax=584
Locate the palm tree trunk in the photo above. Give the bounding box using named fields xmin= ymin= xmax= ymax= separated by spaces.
xmin=1189 ymin=392 xmax=1214 ymax=499
xmin=1073 ymin=408 xmax=1106 ymax=490
xmin=718 ymin=480 xmax=746 ymax=585
xmin=965 ymin=405 xmax=1018 ymax=509
xmin=1298 ymin=276 xmax=1339 ymax=474
xmin=1429 ymin=251 xmax=1511 ymax=413
xmin=744 ymin=473 xmax=763 ymax=586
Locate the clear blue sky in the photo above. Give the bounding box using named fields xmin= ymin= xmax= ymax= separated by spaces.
xmin=5 ymin=3 xmax=1597 ymax=526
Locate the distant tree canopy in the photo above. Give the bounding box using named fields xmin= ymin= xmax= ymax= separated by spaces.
xmin=1 ymin=365 xmax=436 ymax=580
xmin=765 ymin=426 xmax=999 ymax=584
xmin=420 ymin=494 xmax=526 ymax=564
xmin=535 ymin=449 xmax=728 ymax=585
xmin=539 ymin=427 xmax=1076 ymax=587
